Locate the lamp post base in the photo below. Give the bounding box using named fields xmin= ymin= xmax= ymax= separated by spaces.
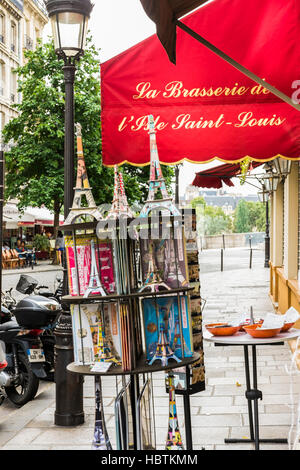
xmin=54 ymin=311 xmax=85 ymax=426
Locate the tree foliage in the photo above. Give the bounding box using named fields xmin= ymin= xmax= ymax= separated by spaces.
xmin=191 ymin=197 xmax=232 ymax=235
xmin=233 ymin=200 xmax=266 ymax=233
xmin=3 ymin=36 xmax=174 ymax=227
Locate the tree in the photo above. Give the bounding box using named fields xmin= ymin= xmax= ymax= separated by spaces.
xmin=3 ymin=36 xmax=174 ymax=233
xmin=233 ymin=200 xmax=266 ymax=233
xmin=190 ymin=197 xmax=232 ymax=236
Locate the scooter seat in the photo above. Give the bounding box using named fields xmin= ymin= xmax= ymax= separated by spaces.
xmin=0 ymin=321 xmax=20 ymax=331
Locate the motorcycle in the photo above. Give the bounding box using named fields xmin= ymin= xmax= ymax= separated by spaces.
xmin=0 ymin=296 xmax=60 ymax=406
xmin=0 ymin=340 xmax=7 ymax=406
xmin=14 ymin=274 xmax=63 ymax=381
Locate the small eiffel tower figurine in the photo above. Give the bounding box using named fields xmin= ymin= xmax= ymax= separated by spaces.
xmin=140 ymin=115 xmax=181 ymax=218
xmin=172 ymin=319 xmax=192 ymax=358
xmin=91 ymin=376 xmax=112 ymax=450
xmin=97 ymin=307 xmax=121 ymax=365
xmin=165 ymin=372 xmax=184 ymax=450
xmin=64 ymin=123 xmax=102 ymax=225
xmin=107 ymin=166 xmax=134 ymax=219
xmin=148 ymin=302 xmax=180 ymax=366
xmin=83 ymin=239 xmax=106 ymax=298
xmin=139 ymin=239 xmax=170 ymax=293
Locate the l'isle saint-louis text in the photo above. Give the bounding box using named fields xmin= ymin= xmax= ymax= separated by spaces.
xmin=118 ymin=112 xmax=286 ymax=133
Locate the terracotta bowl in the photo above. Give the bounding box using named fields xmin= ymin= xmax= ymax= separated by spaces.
xmin=205 ymin=323 xmax=240 ymax=336
xmin=280 ymin=322 xmax=295 ymax=332
xmin=240 ymin=320 xmax=263 ymax=331
xmin=244 ymin=324 xmax=281 ymax=338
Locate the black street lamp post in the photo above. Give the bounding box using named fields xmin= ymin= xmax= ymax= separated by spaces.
xmin=264 ymin=194 xmax=270 ymax=268
xmin=45 ymin=0 xmax=94 ymax=427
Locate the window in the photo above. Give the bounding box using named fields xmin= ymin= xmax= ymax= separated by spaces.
xmin=0 ymin=13 xmax=4 ymax=44
xmin=11 ymin=22 xmax=16 ymax=53
xmin=0 ymin=62 xmax=4 ymax=96
xmin=0 ymin=112 xmax=4 ymax=143
xmin=10 ymin=68 xmax=16 ymax=102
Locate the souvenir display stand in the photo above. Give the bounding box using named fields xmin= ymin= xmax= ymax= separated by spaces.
xmin=61 ymin=217 xmax=200 ymax=450
xmin=61 ymin=116 xmax=205 ymax=450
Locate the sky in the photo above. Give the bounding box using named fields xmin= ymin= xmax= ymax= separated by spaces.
xmin=43 ymin=0 xmax=257 ymax=197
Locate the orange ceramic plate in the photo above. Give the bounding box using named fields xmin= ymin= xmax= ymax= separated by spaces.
xmin=280 ymin=322 xmax=295 ymax=332
xmin=244 ymin=324 xmax=281 ymax=338
xmin=205 ymin=323 xmax=240 ymax=336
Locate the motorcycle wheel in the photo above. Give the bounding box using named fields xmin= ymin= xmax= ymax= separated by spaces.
xmin=5 ymin=354 xmax=39 ymax=407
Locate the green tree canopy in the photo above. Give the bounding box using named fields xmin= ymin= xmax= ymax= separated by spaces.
xmin=3 ymin=36 xmax=174 ymax=230
xmin=190 ymin=197 xmax=232 ymax=236
xmin=233 ymin=200 xmax=266 ymax=233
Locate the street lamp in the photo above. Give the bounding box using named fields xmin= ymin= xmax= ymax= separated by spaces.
xmin=45 ymin=0 xmax=94 ymax=428
xmin=273 ymin=158 xmax=292 ymax=179
xmin=257 ymin=183 xmax=271 ymax=268
xmin=45 ymin=0 xmax=93 ymax=217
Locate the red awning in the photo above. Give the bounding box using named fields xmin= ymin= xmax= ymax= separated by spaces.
xmin=192 ymin=161 xmax=262 ymax=188
xmin=140 ymin=0 xmax=209 ymax=63
xmin=101 ymin=0 xmax=300 ymax=167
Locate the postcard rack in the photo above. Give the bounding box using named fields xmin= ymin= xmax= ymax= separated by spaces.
xmin=61 ymin=214 xmax=201 ymax=450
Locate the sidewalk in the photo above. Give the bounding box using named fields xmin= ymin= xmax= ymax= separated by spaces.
xmin=0 ymin=248 xmax=299 ymax=450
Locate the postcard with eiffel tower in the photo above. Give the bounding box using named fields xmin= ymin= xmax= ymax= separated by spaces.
xmin=142 ymin=295 xmax=193 ymax=363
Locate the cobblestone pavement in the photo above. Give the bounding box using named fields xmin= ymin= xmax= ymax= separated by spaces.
xmin=0 ymin=249 xmax=299 ymax=450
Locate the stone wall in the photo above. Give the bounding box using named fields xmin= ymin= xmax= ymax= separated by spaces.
xmin=200 ymin=232 xmax=265 ymax=250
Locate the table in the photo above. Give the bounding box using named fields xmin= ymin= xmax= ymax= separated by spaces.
xmin=203 ymin=328 xmax=300 ymax=450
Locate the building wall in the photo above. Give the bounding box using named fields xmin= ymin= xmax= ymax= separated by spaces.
xmin=269 ymin=161 xmax=300 ymax=330
xmin=0 ymin=0 xmax=47 ymax=142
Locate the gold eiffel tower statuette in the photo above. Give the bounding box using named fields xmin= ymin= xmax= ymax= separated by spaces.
xmin=107 ymin=166 xmax=134 ymax=219
xmin=140 ymin=115 xmax=181 ymax=218
xmin=64 ymin=123 xmax=103 ymax=225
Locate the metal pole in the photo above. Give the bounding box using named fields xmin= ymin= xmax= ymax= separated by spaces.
xmin=175 ymin=165 xmax=180 ymax=205
xmin=54 ymin=61 xmax=84 ymax=427
xmin=221 ymin=248 xmax=224 ymax=271
xmin=63 ymin=63 xmax=75 ymax=219
xmin=183 ymin=366 xmax=193 ymax=450
xmin=264 ymin=198 xmax=270 ymax=268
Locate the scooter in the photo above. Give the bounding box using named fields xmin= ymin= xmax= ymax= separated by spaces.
xmin=0 ymin=340 xmax=7 ymax=406
xmin=0 ymin=296 xmax=61 ymax=406
xmin=14 ymin=274 xmax=63 ymax=381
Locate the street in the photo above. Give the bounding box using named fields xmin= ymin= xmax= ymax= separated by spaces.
xmin=0 ymin=248 xmax=299 ymax=450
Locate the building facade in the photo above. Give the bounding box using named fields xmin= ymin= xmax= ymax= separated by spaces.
xmin=269 ymin=161 xmax=300 ymax=333
xmin=0 ymin=0 xmax=47 ymax=140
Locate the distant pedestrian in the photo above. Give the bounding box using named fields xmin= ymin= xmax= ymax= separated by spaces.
xmin=55 ymin=231 xmax=64 ymax=266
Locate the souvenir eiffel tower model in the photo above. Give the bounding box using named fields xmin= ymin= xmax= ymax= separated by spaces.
xmin=165 ymin=372 xmax=184 ymax=450
xmin=172 ymin=319 xmax=192 ymax=357
xmin=91 ymin=375 xmax=112 ymax=450
xmin=165 ymin=234 xmax=189 ymax=288
xmin=96 ymin=306 xmax=121 ymax=365
xmin=83 ymin=239 xmax=106 ymax=298
xmin=64 ymin=123 xmax=102 ymax=225
xmin=148 ymin=301 xmax=181 ymax=366
xmin=107 ymin=166 xmax=134 ymax=219
xmin=140 ymin=115 xmax=181 ymax=218
xmin=139 ymin=239 xmax=170 ymax=293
